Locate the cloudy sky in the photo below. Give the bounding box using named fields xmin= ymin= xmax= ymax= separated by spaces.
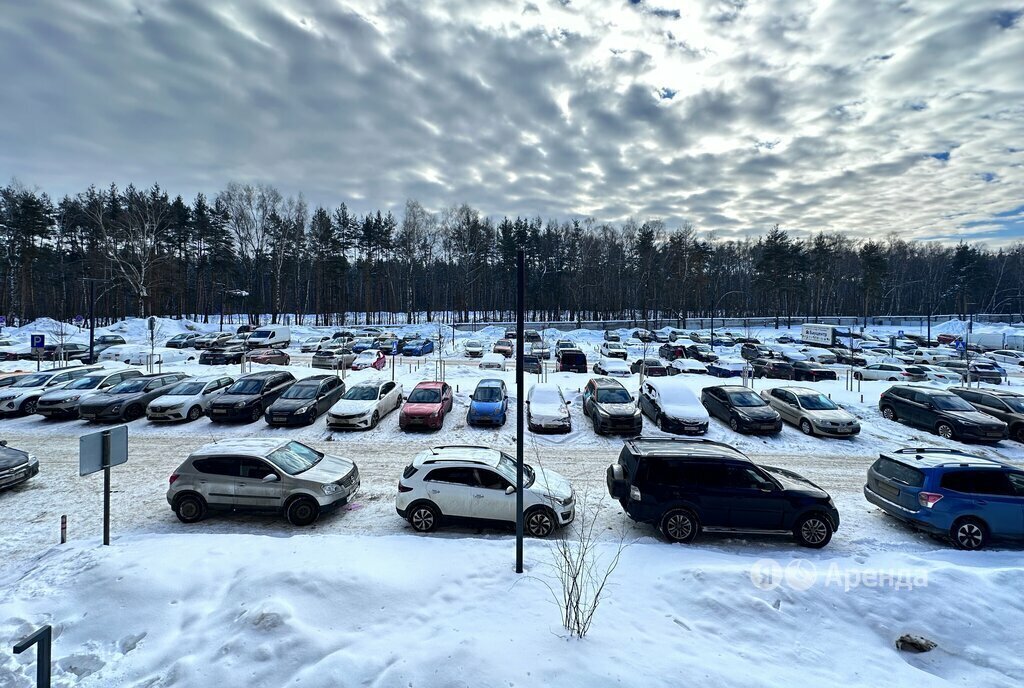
xmin=1 ymin=0 xmax=1022 ymax=242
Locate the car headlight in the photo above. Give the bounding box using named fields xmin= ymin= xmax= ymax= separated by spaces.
xmin=27 ymin=454 xmax=38 ymax=467
xmin=235 ymin=401 xmax=246 ymax=408
xmin=295 ymin=405 xmax=309 ymax=414
xmin=322 ymin=483 xmax=341 ymax=496
xmin=63 ymin=395 xmax=81 ymax=403
xmin=110 ymin=404 xmax=121 ymax=413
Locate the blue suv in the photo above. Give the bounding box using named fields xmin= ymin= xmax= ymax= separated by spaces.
xmin=864 ymin=447 xmax=1024 ymax=550
xmin=467 ymin=379 xmax=508 ymax=427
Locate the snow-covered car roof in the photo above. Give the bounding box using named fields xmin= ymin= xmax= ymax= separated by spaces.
xmin=190 ymin=438 xmax=290 ymax=458
xmin=670 ymin=359 xmax=707 ymax=372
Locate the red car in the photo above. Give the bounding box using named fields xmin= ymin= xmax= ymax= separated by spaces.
xmin=400 ymin=381 xmax=454 ymax=430
xmin=351 ymin=349 xmax=387 ymax=371
xmin=493 ymin=339 xmax=514 ymax=358
xmin=247 ymin=349 xmax=290 ymax=366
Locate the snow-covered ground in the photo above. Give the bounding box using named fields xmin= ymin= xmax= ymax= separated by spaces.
xmin=2 ymin=317 xmax=1024 ymax=687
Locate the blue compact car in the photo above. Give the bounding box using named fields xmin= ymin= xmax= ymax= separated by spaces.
xmin=402 ymin=339 xmax=435 ymax=357
xmin=864 ymin=447 xmax=1024 ymax=550
xmin=468 ymin=379 xmax=508 ymax=427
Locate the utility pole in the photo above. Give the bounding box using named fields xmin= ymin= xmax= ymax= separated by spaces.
xmin=515 ymin=249 xmax=525 ymax=574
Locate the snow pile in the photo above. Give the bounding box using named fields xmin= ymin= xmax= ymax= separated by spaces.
xmin=2 ymin=534 xmax=1022 ymax=687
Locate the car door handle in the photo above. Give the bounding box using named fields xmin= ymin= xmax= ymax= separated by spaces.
xmin=473 ymin=494 xmax=485 ymax=499
xmin=429 ymin=489 xmax=440 ymax=494
xmin=975 ymin=500 xmax=988 ymax=506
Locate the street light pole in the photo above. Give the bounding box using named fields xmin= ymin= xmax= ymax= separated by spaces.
xmin=515 ymin=249 xmax=525 ymax=574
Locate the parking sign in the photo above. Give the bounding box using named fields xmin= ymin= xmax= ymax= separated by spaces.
xmin=30 ymin=334 xmax=45 ymax=349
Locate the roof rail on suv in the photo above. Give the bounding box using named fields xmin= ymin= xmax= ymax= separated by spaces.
xmin=891 ymin=447 xmax=978 ymax=457
xmin=430 ymin=445 xmax=491 ymax=453
xmin=625 ymin=436 xmax=750 ymax=457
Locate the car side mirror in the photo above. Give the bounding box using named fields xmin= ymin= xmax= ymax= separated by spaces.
xmin=566 ymin=400 xmax=572 ymax=405
xmin=505 ymin=485 xmax=515 ymax=495
xmin=0 ymin=440 xmax=6 ymax=447
xmin=759 ymin=483 xmax=777 ymax=493
xmin=262 ymin=473 xmax=279 ymax=483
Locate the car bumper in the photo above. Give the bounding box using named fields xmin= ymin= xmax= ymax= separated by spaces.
xmin=738 ymin=419 xmax=783 ymax=434
xmin=400 ymin=416 xmax=444 ymax=430
xmin=0 ymin=462 xmax=38 ymax=490
xmin=147 ymin=409 xmax=187 ymax=422
xmin=79 ymin=409 xmax=124 ymax=422
xmin=318 ymin=470 xmax=361 ymax=509
xmin=468 ymin=414 xmax=505 ymax=426
xmin=813 ymin=423 xmax=860 ymax=437
xmin=265 ymin=413 xmax=312 ymax=426
xmin=664 ymin=419 xmax=708 ymax=435
xmin=36 ymin=403 xmax=80 ymax=418
xmin=596 ymin=416 xmax=643 ymax=434
xmin=528 ymin=419 xmax=572 ymax=433
xmin=208 ymin=407 xmax=257 ymax=422
xmin=863 ymin=485 xmax=945 ymax=534
xmin=327 ymin=413 xmax=374 ymax=429
xmin=957 ymin=426 xmax=1008 ymax=441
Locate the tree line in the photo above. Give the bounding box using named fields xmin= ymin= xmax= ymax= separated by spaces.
xmin=0 ymin=180 xmax=1017 ymax=327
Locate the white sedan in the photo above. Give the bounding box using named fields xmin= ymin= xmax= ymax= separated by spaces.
xmin=599 ymin=341 xmax=628 ymax=359
xmin=526 ymin=383 xmax=572 ymax=433
xmin=146 ymin=375 xmax=234 ymax=422
xmin=987 ymin=350 xmax=1024 ymax=367
xmin=913 ymin=364 xmax=963 ymax=384
xmin=300 ymin=335 xmax=333 ymax=353
xmin=327 ymin=380 xmax=403 ymax=430
xmin=592 ymin=358 xmax=632 ymax=377
xmin=123 ymin=347 xmax=198 ymax=366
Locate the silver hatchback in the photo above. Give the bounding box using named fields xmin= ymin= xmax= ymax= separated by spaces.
xmin=167 ymin=439 xmax=359 ymax=526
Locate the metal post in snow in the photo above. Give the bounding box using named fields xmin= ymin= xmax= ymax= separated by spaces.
xmin=13 ymin=625 xmax=51 ymax=688
xmin=102 ymin=430 xmax=111 ymax=546
xmin=515 ymin=249 xmax=525 ymax=574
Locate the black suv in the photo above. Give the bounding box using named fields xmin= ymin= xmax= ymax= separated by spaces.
xmin=209 ymin=371 xmax=296 ymax=423
xmin=555 ymin=349 xmax=587 ymax=373
xmin=582 ymin=377 xmax=642 ymax=435
xmin=950 ymin=388 xmax=1024 ymax=443
xmin=684 ymin=343 xmax=718 ymax=363
xmin=790 ymin=361 xmax=837 ymax=382
xmin=606 ymin=438 xmax=839 ymax=547
xmin=701 ymin=385 xmax=782 ymax=435
xmin=199 ymin=345 xmax=246 ymax=365
xmin=879 ymin=386 xmax=1008 ymax=443
xmin=265 ymin=374 xmax=346 ymax=426
xmin=522 ymin=354 xmax=543 ymax=375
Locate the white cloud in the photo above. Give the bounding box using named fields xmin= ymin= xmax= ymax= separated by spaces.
xmin=0 ymin=0 xmax=1021 ymax=241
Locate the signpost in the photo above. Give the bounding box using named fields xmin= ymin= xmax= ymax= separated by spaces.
xmin=31 ymin=334 xmax=45 ymax=371
xmin=73 ymin=314 xmax=84 ymax=329
xmin=79 ymin=425 xmax=128 ymax=546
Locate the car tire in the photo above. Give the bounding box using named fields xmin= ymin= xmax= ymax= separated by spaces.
xmin=936 ymin=422 xmax=955 ymax=440
xmin=174 ymin=494 xmax=207 ymax=523
xmin=408 ymin=502 xmax=440 ymax=533
xmin=125 ymin=404 xmax=143 ymax=421
xmin=371 ymin=411 xmax=380 ymax=429
xmin=250 ymin=404 xmax=263 ymax=423
xmin=187 ymin=406 xmax=202 ymax=421
xmin=951 ymin=517 xmax=988 ymax=550
xmin=21 ymin=398 xmax=38 ymax=415
xmin=794 ymin=513 xmax=833 ymax=548
xmin=854 ymin=372 xmax=863 ymax=381
xmin=658 ymin=414 xmax=670 ymax=432
xmin=660 ymin=509 xmax=699 ymax=544
xmin=525 ymin=507 xmax=557 ymax=538
xmin=306 ymin=409 xmax=318 ymax=425
xmin=499 ymin=413 xmax=507 ymax=426
xmin=1012 ymin=425 xmax=1024 ymax=444
xmin=881 ymin=406 xmax=897 ymax=421
xmin=888 ymin=377 xmax=899 ymax=382
xmin=286 ymin=497 xmax=320 ymax=526
xmin=729 ymin=417 xmax=740 ymax=433
xmin=800 ymin=419 xmax=814 ymax=436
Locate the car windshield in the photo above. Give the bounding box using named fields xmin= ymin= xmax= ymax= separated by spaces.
xmin=694 ymin=345 xmax=711 ymax=352
xmin=168 ymin=381 xmax=207 ymax=395
xmin=644 ymin=359 xmax=660 ymax=366
xmin=531 ymin=388 xmax=562 ymax=405
xmin=356 ymin=352 xmax=377 ymax=360
xmin=596 ymin=388 xmax=631 ymax=404
xmin=607 ymin=343 xmax=624 ymax=349
xmin=408 ymin=388 xmax=441 ymax=403
xmin=343 ymin=386 xmax=379 ymax=400
xmin=11 ymin=374 xmax=52 ymax=387
xmin=726 ymin=390 xmax=765 ymax=407
xmin=65 ymin=376 xmax=104 ymax=390
xmin=496 ymin=454 xmax=535 ymax=488
xmin=1003 ymin=398 xmax=1024 ymax=413
xmin=266 ymin=441 xmax=324 ymax=475
xmin=407 ymin=339 xmax=425 ymax=346
xmin=303 ymin=337 xmax=323 ymax=344
xmin=466 ymin=340 xmax=481 ymax=348
xmin=906 ymin=366 xmax=928 ymax=374
xmin=110 ymin=379 xmax=150 ymax=393
xmin=933 ymin=395 xmax=975 ymax=411
xmin=227 ymin=379 xmax=265 ymax=395
xmin=169 ymin=334 xmax=188 ymax=341
xmin=474 ymin=386 xmax=504 ymax=402
xmin=281 ymin=384 xmax=318 ymax=400
xmin=252 ymin=330 xmax=272 ymax=338
xmin=797 ymin=394 xmax=837 ymax=410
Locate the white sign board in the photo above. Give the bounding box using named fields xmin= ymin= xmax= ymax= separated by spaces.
xmin=79 ymin=425 xmax=128 ymax=476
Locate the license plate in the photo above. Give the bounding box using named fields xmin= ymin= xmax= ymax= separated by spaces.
xmin=212 ymin=409 xmax=226 ymax=414
xmin=274 ymin=417 xmax=287 ymax=423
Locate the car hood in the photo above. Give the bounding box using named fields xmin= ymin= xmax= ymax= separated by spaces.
xmin=1 ymin=384 xmax=53 ymax=398
xmin=470 ymin=400 xmax=504 ymax=414
xmin=329 ymin=399 xmax=376 ymax=415
xmin=734 ymin=406 xmax=779 ymax=421
xmin=213 ymin=393 xmax=261 ymax=406
xmin=806 ymin=409 xmax=857 ymax=423
xmin=597 ymin=402 xmax=638 ymax=417
xmin=530 ymin=465 xmax=572 ymax=501
xmin=403 ymin=402 xmax=442 ymax=417
xmin=529 ymin=402 xmax=568 ymax=422
xmin=81 ymin=391 xmax=145 ymax=406
xmin=269 ymin=398 xmax=316 ymax=412
xmin=949 ymin=410 xmax=1005 ymax=426
xmin=662 ymin=401 xmax=710 ymax=423
xmin=0 ymin=445 xmax=31 ymax=470
xmin=763 ymin=466 xmax=829 ymax=498
xmin=153 ymin=394 xmax=199 ymax=406
xmin=40 ymin=388 xmax=102 ymax=402
xmin=294 ymin=454 xmax=356 ymax=483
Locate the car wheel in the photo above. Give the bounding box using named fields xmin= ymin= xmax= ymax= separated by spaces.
xmin=729 ymin=417 xmax=740 ymax=432
xmin=881 ymin=406 xmax=896 ymax=421
xmin=854 ymin=372 xmax=863 ymax=381
xmin=174 ymin=494 xmax=207 ymax=523
xmin=286 ymin=497 xmax=320 ymax=526
xmin=408 ymin=502 xmax=440 ymax=533
xmin=888 ymin=377 xmax=899 ymax=382
xmin=306 ymin=409 xmax=318 ymax=425
xmin=658 ymin=414 xmax=670 ymax=432
xmin=951 ymin=518 xmax=988 ymax=550
xmin=186 ymin=406 xmax=202 ymax=422
xmin=800 ymin=419 xmax=814 ymax=436
xmin=125 ymin=404 xmax=143 ymax=421
xmin=936 ymin=422 xmax=955 ymax=440
xmin=371 ymin=411 xmax=380 ymax=429
xmin=1013 ymin=425 xmax=1024 ymax=444
xmin=22 ymin=398 xmax=38 ymax=415
xmin=499 ymin=413 xmax=507 ymax=426
xmin=794 ymin=513 xmax=833 ymax=548
xmin=250 ymin=404 xmax=263 ymax=422
xmin=525 ymin=507 xmax=556 ymax=538
xmin=660 ymin=509 xmax=699 ymax=544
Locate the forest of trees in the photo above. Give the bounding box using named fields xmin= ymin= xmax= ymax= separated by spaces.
xmin=0 ymin=180 xmax=1020 ymax=327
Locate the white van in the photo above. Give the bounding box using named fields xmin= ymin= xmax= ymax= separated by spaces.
xmin=247 ymin=326 xmax=291 ymax=350
xmin=479 ymin=352 xmax=507 ymax=371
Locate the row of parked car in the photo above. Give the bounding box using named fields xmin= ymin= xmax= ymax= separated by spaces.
xmin=154 ymin=435 xmax=1024 ymax=552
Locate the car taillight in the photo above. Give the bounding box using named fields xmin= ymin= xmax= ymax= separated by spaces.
xmin=169 ymin=473 xmax=180 ymax=485
xmin=398 ymin=482 xmax=412 ymax=493
xmin=900 ymin=372 xmax=911 ymax=377
xmin=918 ymin=492 xmax=943 ymax=508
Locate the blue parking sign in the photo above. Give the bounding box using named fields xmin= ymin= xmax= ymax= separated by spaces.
xmin=30 ymin=334 xmax=45 ymax=349
xmin=897 ymin=329 xmax=904 ymax=338
xmin=955 ymin=339 xmax=965 ymax=351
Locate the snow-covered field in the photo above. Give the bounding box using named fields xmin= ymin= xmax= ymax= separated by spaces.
xmin=2 ymin=317 xmax=1023 ymax=687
